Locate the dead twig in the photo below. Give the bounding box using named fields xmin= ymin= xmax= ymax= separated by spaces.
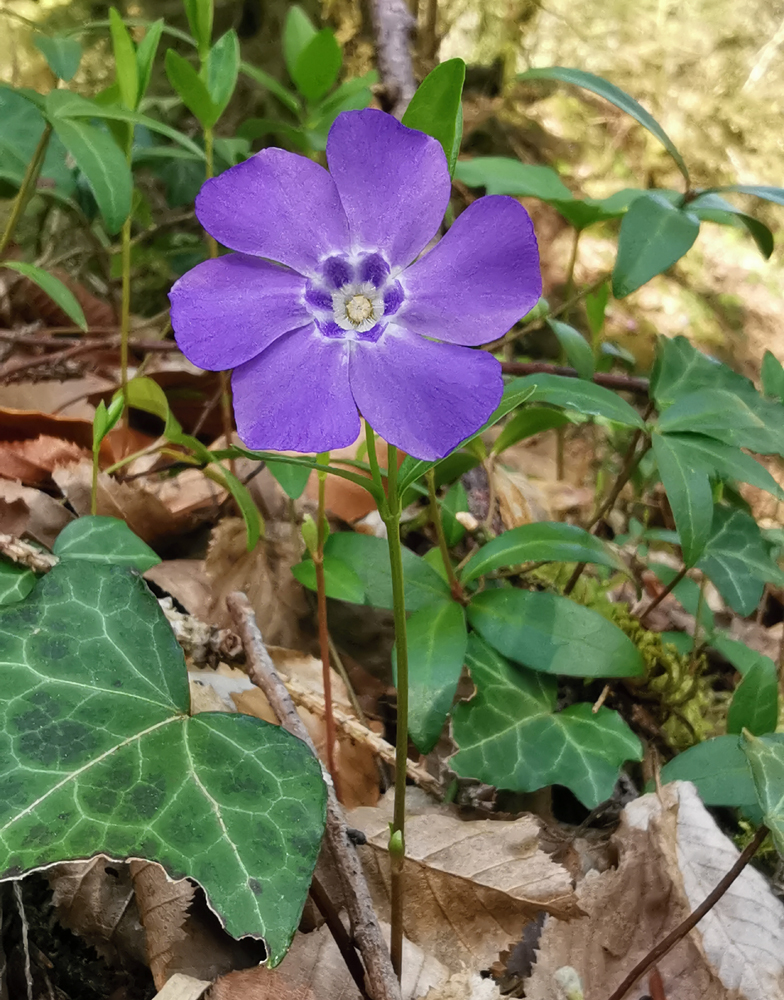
xmin=370 ymin=0 xmax=416 ymax=117
xmin=227 ymin=591 xmax=402 ymax=1000
xmin=0 ymin=534 xmax=57 ymax=573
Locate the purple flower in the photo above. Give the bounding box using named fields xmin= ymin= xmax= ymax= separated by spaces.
xmin=169 ymin=109 xmax=541 ymax=461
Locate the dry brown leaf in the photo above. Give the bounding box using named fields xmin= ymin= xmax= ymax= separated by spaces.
xmin=524 ymin=781 xmax=784 ymax=1000
xmin=348 ymin=790 xmax=577 ymax=970
xmin=0 ymin=434 xmax=85 ymax=485
xmin=205 ymin=519 xmax=310 ymax=650
xmin=0 ymin=375 xmax=114 ymax=419
xmin=145 ymin=560 xmax=213 ymax=620
xmin=209 ymin=922 xmax=449 ymax=1000
xmin=0 ymin=478 xmax=74 ymax=547
xmin=420 ymin=974 xmax=502 ymax=1000
xmin=490 ymin=464 xmax=550 ymax=529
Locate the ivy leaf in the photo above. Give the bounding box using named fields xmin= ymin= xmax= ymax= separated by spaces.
xmin=402 ymin=59 xmax=466 ymax=176
xmin=0 ymin=561 xmax=327 ymax=962
xmin=451 ymin=635 xmax=643 ymax=808
xmin=612 ymin=192 xmax=699 ymax=297
xmin=740 ymin=732 xmax=784 ymax=854
xmin=660 ymin=736 xmax=757 ymax=808
xmin=0 ymin=262 xmax=87 ymax=332
xmin=53 ymin=516 xmax=160 ymax=572
xmin=658 ymin=432 xmax=784 ymax=500
xmin=650 ymin=335 xmax=753 ymax=410
xmin=697 ymin=507 xmax=784 ymax=616
xmin=503 ymin=374 xmax=645 ymax=428
xmin=467 ymin=588 xmax=644 ymax=678
xmin=651 ymin=433 xmax=713 ymax=566
xmin=460 ymin=522 xmax=622 ymax=583
xmin=727 ymin=661 xmax=778 ymax=737
xmin=0 ymin=562 xmax=36 ymax=606
xmin=657 ymin=388 xmax=784 ymax=455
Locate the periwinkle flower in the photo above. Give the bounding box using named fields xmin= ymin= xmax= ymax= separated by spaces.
xmin=170 ymin=109 xmax=541 ymax=460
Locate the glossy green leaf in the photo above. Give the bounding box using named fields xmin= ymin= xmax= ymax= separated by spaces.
xmin=265 ymin=459 xmax=311 ymax=500
xmin=697 ymin=507 xmax=784 ymax=615
xmin=468 ymin=588 xmax=644 ymax=677
xmin=241 ymin=62 xmax=301 ymax=114
xmin=394 ymin=600 xmax=467 ymax=753
xmin=165 ymin=50 xmax=217 ymax=128
xmin=0 ymin=561 xmax=327 ymax=960
xmin=453 ymin=157 xmax=572 ymax=200
xmin=0 ymin=562 xmax=36 ymax=606
xmin=441 ymin=481 xmax=469 ymax=547
xmin=548 ymin=319 xmax=594 ymax=379
xmin=323 ymin=532 xmax=450 ymax=612
xmin=314 ymin=70 xmax=378 ymax=121
xmin=93 ymin=396 xmax=125 ymax=453
xmin=53 ymin=516 xmax=160 ymax=571
xmin=518 ymin=66 xmax=689 ymax=182
xmin=291 ymin=554 xmax=366 ymax=604
xmin=727 ymin=661 xmax=778 ymax=736
xmin=651 ymin=433 xmax=712 ymax=566
xmin=585 ymin=282 xmax=609 ymax=338
xmin=740 ymin=732 xmax=784 ymax=853
xmin=292 ymin=29 xmax=342 ymax=103
xmin=461 ymin=522 xmax=621 ymax=583
xmin=214 ymin=465 xmax=263 ymax=552
xmin=650 ymin=335 xmax=754 ymax=410
xmin=33 ymin=34 xmax=82 ymax=82
xmin=660 ymin=736 xmax=756 ymax=807
xmin=283 ymin=6 xmax=317 ymax=80
xmin=503 ymin=374 xmax=645 ymax=428
xmin=492 ymin=407 xmax=571 ymax=454
xmin=121 ymin=377 xmax=177 ymax=437
xmin=452 ymin=635 xmax=642 ymax=807
xmin=657 ymin=388 xmax=784 ymax=455
xmin=658 ymin=433 xmax=784 ymax=500
xmin=612 ymin=193 xmax=699 ymax=297
xmin=762 ymin=351 xmax=784 ymax=403
xmin=402 ymin=59 xmax=466 ymax=176
xmin=184 ymin=0 xmax=213 ymax=57
xmin=702 ymin=184 xmax=784 ymax=209
xmin=206 ymin=30 xmax=240 ymax=118
xmin=687 ymin=192 xmax=774 ymax=259
xmin=0 ymin=263 xmax=87 ymax=331
xmin=135 ymin=19 xmax=164 ymax=101
xmin=0 ymin=88 xmax=74 ymax=196
xmin=711 ymin=633 xmax=775 ymax=677
xmin=109 ymin=9 xmax=139 ymax=110
xmin=46 ymin=114 xmax=131 ymax=233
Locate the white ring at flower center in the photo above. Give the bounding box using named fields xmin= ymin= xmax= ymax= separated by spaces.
xmin=331 ymin=281 xmax=385 ymax=333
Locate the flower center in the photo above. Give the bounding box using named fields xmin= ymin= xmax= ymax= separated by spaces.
xmin=346 ymin=294 xmax=373 ymax=324
xmin=331 ymin=281 xmax=384 ymax=334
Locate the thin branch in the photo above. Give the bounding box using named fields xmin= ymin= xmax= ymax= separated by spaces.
xmin=500 ymin=360 xmax=649 ymax=396
xmin=371 ymin=0 xmax=417 ymax=117
xmin=638 ymin=566 xmax=688 ymax=625
xmin=226 ymin=592 xmax=402 ymax=1000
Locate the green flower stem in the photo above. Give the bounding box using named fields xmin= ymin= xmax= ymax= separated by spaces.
xmin=426 ymin=469 xmax=461 ymax=598
xmin=314 ymin=451 xmax=340 ymax=798
xmin=0 ymin=123 xmax=53 ymax=256
xmin=90 ymin=449 xmax=99 ymax=515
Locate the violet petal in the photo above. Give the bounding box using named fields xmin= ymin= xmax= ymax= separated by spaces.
xmin=349 ymin=325 xmax=503 ymax=460
xmin=400 ymin=196 xmax=541 ymax=346
xmin=196 ymin=150 xmax=350 ymax=274
xmin=170 ymin=255 xmax=309 ymax=371
xmin=232 ymin=324 xmax=360 ymax=452
xmin=326 ymin=110 xmax=450 ymax=270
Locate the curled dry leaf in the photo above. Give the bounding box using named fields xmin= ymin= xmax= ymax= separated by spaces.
xmin=349 ymin=790 xmax=577 ymax=971
xmin=524 ymin=781 xmax=784 ymax=1000
xmin=0 ymin=434 xmax=84 ymax=485
xmin=0 ymin=477 xmax=74 ymax=547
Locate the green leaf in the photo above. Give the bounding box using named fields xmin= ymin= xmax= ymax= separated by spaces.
xmin=650 ymin=335 xmax=757 ymax=410
xmin=740 ymin=732 xmax=784 ymax=853
xmin=135 ymin=19 xmax=164 ymax=101
xmin=585 ymin=282 xmax=609 ymax=338
xmin=492 ymin=407 xmax=571 ymax=454
xmin=394 ymin=600 xmax=467 ymax=754
xmin=452 ymin=635 xmax=642 ymax=807
xmin=214 ymin=466 xmax=263 ymax=552
xmin=109 ymin=9 xmax=139 ymax=111
xmin=184 ymin=0 xmax=213 ymax=57
xmin=502 ymin=374 xmax=645 ymax=428
xmin=266 ymin=459 xmax=311 ymax=500
xmin=658 ymin=433 xmax=784 ymax=500
xmin=313 ymin=70 xmax=378 ymax=121
xmin=687 ymin=192 xmax=773 ymax=259
xmin=660 ymin=736 xmax=757 ymax=807
xmin=461 ymin=522 xmax=621 ymax=583
xmin=650 ymin=562 xmax=715 ymax=631
xmin=165 ymin=50 xmax=218 ymax=128
xmin=453 ymin=157 xmax=573 ymax=200
xmin=402 ymin=59 xmax=466 ymax=176
xmin=651 ymin=433 xmax=712 ymax=566
xmin=657 ymin=388 xmax=784 ymax=455
xmin=727 ymin=661 xmax=778 ymax=736
xmin=241 ymin=62 xmax=301 ymax=115
xmin=518 ymin=66 xmax=689 ymax=183
xmin=121 ymin=377 xmax=177 ymax=437
xmin=206 ymin=30 xmax=240 ymax=119
xmin=547 ymin=319 xmax=594 ymax=379
xmin=291 ymin=555 xmax=366 ymax=604
xmin=292 ymin=29 xmax=342 ymax=103
xmin=467 ymin=588 xmax=644 ymax=677
xmin=441 ymin=481 xmax=469 ymax=547
xmin=0 ymin=562 xmax=36 ymax=606
xmin=283 ymin=6 xmax=317 ymax=80
xmin=711 ymin=633 xmax=775 ymax=677
xmin=53 ymin=516 xmax=160 ymax=571
xmin=0 ymin=263 xmax=87 ymax=331
xmin=324 ymin=533 xmax=450 ymax=612
xmin=697 ymin=507 xmax=784 ymax=615
xmin=33 ymin=34 xmax=82 ymax=82
xmin=46 ymin=114 xmax=131 ymax=234
xmin=612 ymin=193 xmax=699 ymax=297
xmin=0 ymin=88 xmax=75 ymax=196
xmin=93 ymin=396 xmax=125 ymax=453
xmin=699 ymin=184 xmax=784 ymax=209
xmin=0 ymin=561 xmax=327 ymax=960
xmin=762 ymin=351 xmax=784 ymax=403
